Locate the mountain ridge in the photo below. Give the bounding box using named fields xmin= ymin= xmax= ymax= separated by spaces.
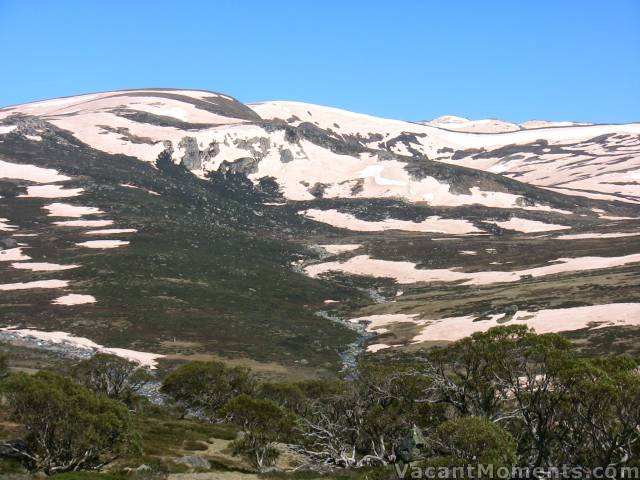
xmin=1 ymin=88 xmax=639 ymax=372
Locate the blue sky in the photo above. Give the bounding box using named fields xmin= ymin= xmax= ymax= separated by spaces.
xmin=0 ymin=0 xmax=638 ymax=123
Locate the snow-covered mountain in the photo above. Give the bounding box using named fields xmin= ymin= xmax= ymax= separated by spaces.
xmin=3 ymin=89 xmax=639 ymax=205
xmin=1 ymin=88 xmax=639 ymax=371
xmin=422 ymin=115 xmax=590 ymax=133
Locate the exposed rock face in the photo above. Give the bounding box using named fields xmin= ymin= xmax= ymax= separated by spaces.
xmin=279 ymin=147 xmax=294 ymax=163
xmin=179 ymin=136 xmax=202 ymax=170
xmin=218 ymin=157 xmax=259 ymax=175
xmin=174 ymin=455 xmax=211 ymax=469
xmin=0 ymin=238 xmax=18 ymax=250
xmin=201 ymin=140 xmax=220 ymax=162
xmin=233 ymin=136 xmax=271 ymax=160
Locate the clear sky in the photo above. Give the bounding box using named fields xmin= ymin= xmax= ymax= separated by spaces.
xmin=1 ymin=0 xmax=638 ymax=123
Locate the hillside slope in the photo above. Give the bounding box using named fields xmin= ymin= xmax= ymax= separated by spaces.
xmin=1 ymin=89 xmax=639 ymax=371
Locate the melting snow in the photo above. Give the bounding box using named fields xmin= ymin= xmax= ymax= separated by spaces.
xmin=52 ymin=294 xmax=96 ymax=305
xmin=491 ymin=217 xmax=570 ymax=233
xmin=55 ymin=219 xmax=114 ymax=227
xmin=302 ymin=209 xmax=481 ymax=234
xmin=367 ymin=343 xmax=392 ymax=353
xmin=0 ymin=217 xmax=17 ymax=231
xmin=305 ymin=253 xmax=640 ymax=285
xmin=20 ymin=185 xmax=83 ymax=198
xmin=76 ymin=240 xmax=129 ymax=249
xmin=84 ymin=228 xmax=137 ymax=235
xmin=0 ymin=280 xmax=68 ymax=291
xmin=556 ymin=232 xmax=640 ymax=240
xmin=411 ymin=303 xmax=640 ymax=343
xmin=45 ymin=203 xmax=104 ymax=217
xmin=0 ymin=160 xmax=70 ymax=183
xmin=11 ymin=262 xmax=79 ymax=272
xmin=0 ymin=125 xmax=17 ymax=134
xmin=0 ymin=327 xmax=163 ymax=368
xmin=0 ymin=248 xmax=31 ymax=261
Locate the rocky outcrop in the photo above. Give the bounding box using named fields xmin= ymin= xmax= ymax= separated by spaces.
xmin=279 ymin=147 xmax=294 ymax=163
xmin=174 ymin=455 xmax=211 ymax=469
xmin=201 ymin=140 xmax=220 ymax=162
xmin=218 ymin=157 xmax=259 ymax=175
xmin=179 ymin=136 xmax=202 ymax=170
xmin=0 ymin=238 xmax=18 ymax=250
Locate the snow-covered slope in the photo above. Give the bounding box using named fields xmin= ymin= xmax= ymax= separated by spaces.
xmin=251 ymin=101 xmax=640 ymax=204
xmin=421 ymin=115 xmax=590 ymax=133
xmin=2 ymin=88 xmax=640 ymax=365
xmin=423 ymin=115 xmax=521 ymax=133
xmin=2 ymin=90 xmax=640 ymax=206
xmin=0 ymin=89 xmax=258 ymax=162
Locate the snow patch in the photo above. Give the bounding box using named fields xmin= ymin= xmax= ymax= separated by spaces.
xmin=305 ymin=254 xmax=640 ymax=285
xmin=302 ymin=209 xmax=481 ymax=234
xmin=11 ymin=262 xmax=79 ymax=272
xmin=556 ymin=232 xmax=640 ymax=240
xmin=491 ymin=217 xmax=570 ymax=233
xmin=0 ymin=280 xmax=68 ymax=291
xmin=52 ymin=294 xmax=96 ymax=306
xmin=20 ymin=185 xmax=83 ymax=198
xmin=84 ymin=228 xmax=137 ymax=235
xmin=55 ymin=220 xmax=114 ymax=227
xmin=0 ymin=248 xmax=31 ymax=261
xmin=0 ymin=327 xmax=163 ymax=368
xmin=0 ymin=217 xmax=17 ymax=231
xmin=411 ymin=303 xmax=640 ymax=343
xmin=76 ymin=240 xmax=129 ymax=249
xmin=0 ymin=125 xmax=17 ymax=134
xmin=45 ymin=203 xmax=104 ymax=218
xmin=0 ymin=160 xmax=70 ymax=183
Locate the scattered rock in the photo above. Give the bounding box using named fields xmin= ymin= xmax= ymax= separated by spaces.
xmin=279 ymin=148 xmax=293 ymax=163
xmin=504 ymin=304 xmax=519 ymax=315
xmin=175 ymin=455 xmax=211 ymax=470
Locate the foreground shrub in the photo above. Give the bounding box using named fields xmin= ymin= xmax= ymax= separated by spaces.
xmin=222 ymin=394 xmax=295 ymax=471
xmin=160 ymin=360 xmax=255 ymax=419
xmin=429 ymin=416 xmax=516 ymax=468
xmin=71 ymin=353 xmax=151 ymax=406
xmin=0 ymin=353 xmax=8 ymax=378
xmin=0 ymin=371 xmax=140 ymax=474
